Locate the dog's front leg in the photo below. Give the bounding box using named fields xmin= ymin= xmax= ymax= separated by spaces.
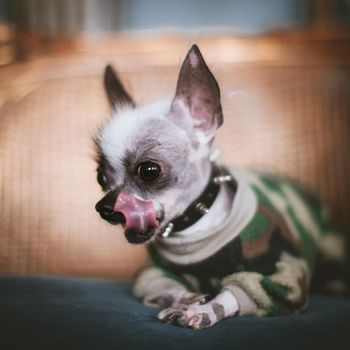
xmin=133 ymin=266 xmax=206 ymax=308
xmin=158 ymin=290 xmax=239 ymax=330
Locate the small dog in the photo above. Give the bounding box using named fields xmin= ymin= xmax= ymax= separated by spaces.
xmin=94 ymin=45 xmax=346 ymax=329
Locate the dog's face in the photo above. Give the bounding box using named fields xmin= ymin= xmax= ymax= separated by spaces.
xmin=95 ymin=45 xmax=223 ymax=244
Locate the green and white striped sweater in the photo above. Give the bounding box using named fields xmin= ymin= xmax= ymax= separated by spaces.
xmin=134 ymin=168 xmax=346 ymax=316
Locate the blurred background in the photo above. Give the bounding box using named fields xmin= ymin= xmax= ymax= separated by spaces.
xmin=0 ymin=0 xmax=349 ymax=279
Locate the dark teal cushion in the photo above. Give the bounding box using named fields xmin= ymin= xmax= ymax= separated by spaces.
xmin=0 ymin=276 xmax=349 ymax=350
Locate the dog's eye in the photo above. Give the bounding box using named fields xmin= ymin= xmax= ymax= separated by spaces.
xmin=138 ymin=162 xmax=161 ymax=182
xmin=97 ymin=167 xmax=108 ymax=188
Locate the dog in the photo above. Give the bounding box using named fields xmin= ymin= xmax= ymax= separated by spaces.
xmin=94 ymin=45 xmax=346 ymax=330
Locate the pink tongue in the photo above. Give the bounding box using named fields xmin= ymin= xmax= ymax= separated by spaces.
xmin=113 ymin=192 xmax=158 ymax=233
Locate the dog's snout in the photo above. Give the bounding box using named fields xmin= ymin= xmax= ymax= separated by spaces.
xmin=95 ymin=191 xmax=126 ymax=225
xmin=101 ymin=209 xmax=126 ymax=225
xmin=95 ymin=198 xmax=113 ymax=216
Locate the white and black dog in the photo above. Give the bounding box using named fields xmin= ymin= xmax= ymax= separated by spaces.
xmin=95 ymin=45 xmax=346 ymax=329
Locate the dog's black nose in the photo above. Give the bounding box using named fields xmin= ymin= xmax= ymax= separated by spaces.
xmin=95 ymin=192 xmax=126 ymax=225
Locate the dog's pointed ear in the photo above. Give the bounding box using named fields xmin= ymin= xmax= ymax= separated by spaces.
xmin=104 ymin=65 xmax=135 ymax=110
xmin=170 ymin=45 xmax=223 ymax=135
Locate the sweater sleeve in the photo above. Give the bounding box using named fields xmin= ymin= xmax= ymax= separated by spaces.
xmin=221 ymin=252 xmax=310 ymax=316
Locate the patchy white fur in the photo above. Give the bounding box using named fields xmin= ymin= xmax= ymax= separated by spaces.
xmin=97 ymin=98 xmax=215 ymax=232
xmin=153 ymin=163 xmax=210 ymax=230
xmin=212 ymin=290 xmax=239 ymax=317
xmin=99 ymin=100 xmax=171 ymax=179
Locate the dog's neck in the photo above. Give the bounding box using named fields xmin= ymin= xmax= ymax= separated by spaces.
xmin=173 ymin=171 xmax=234 ymax=237
xmin=165 ymin=163 xmax=227 ymax=234
xmin=167 ymin=162 xmax=236 ymax=238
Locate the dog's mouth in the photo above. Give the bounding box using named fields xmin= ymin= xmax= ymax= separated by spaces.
xmin=124 ymin=227 xmax=157 ymax=244
xmin=123 ymin=211 xmax=164 ymax=244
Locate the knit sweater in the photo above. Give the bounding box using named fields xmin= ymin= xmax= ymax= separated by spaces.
xmin=134 ymin=168 xmax=345 ymax=316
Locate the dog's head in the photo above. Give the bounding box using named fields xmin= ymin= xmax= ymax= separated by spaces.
xmin=94 ymin=45 xmax=223 ymax=244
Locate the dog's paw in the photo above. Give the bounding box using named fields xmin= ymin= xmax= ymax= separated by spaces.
xmin=158 ymin=303 xmax=224 ymax=330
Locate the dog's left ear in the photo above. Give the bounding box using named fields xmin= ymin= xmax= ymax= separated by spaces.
xmin=104 ymin=65 xmax=135 ymax=110
xmin=170 ymin=45 xmax=223 ymax=136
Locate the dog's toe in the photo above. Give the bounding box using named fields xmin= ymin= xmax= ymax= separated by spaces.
xmin=158 ymin=306 xmax=186 ymax=323
xmin=178 ymin=312 xmax=211 ymax=330
xmin=176 ymin=293 xmax=207 ymax=307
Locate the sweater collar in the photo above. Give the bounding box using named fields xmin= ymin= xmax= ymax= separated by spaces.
xmin=152 ymin=168 xmax=258 ymax=265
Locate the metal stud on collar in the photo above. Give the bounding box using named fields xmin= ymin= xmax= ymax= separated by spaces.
xmin=161 ymin=223 xmax=174 ymax=238
xmin=195 ymin=202 xmax=209 ymax=215
xmin=213 ymin=175 xmax=232 ymax=184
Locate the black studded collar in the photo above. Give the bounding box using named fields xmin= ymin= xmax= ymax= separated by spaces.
xmin=162 ymin=164 xmax=236 ymax=237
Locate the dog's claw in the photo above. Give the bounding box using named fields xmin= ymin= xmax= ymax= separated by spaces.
xmin=187 ymin=315 xmax=199 ymax=328
xmin=158 ymin=306 xmax=186 ymax=323
xmin=175 ymin=293 xmax=207 ymax=307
